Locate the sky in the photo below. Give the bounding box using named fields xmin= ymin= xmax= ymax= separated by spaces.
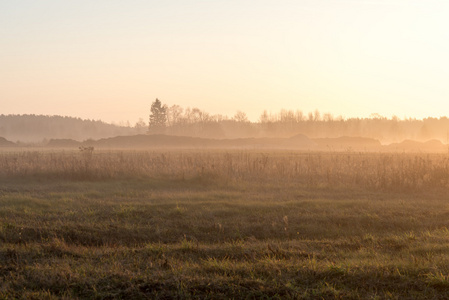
xmin=1 ymin=0 xmax=449 ymax=124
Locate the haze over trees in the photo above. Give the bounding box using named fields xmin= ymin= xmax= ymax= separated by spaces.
xmin=145 ymin=99 xmax=449 ymax=144
xmin=0 ymin=115 xmax=145 ymax=143
xmin=1 ymin=101 xmax=449 ymax=144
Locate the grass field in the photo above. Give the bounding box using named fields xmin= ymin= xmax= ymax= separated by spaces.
xmin=1 ymin=150 xmax=449 ymax=298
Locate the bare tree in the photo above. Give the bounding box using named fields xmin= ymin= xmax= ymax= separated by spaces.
xmin=233 ymin=111 xmax=249 ymax=123
xmin=167 ymin=105 xmax=183 ymax=127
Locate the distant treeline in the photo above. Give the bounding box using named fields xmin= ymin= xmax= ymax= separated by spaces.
xmin=0 ymin=114 xmax=145 ymax=143
xmin=157 ymin=105 xmax=449 ymax=143
xmin=2 ymin=108 xmax=449 ymax=144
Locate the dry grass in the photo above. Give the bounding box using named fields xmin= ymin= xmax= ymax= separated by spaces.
xmin=1 ymin=150 xmax=449 ymax=191
xmin=1 ymin=149 xmax=449 ymax=298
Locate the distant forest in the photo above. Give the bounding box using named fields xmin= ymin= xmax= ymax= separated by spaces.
xmin=151 ymin=103 xmax=449 ymax=144
xmin=1 ymin=106 xmax=449 ymax=144
xmin=0 ymin=115 xmax=145 ymax=143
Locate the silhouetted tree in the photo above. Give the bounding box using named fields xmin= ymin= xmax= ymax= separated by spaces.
xmin=167 ymin=105 xmax=183 ymax=127
xmin=259 ymin=110 xmax=271 ymax=123
xmin=233 ymin=111 xmax=249 ymax=123
xmin=135 ymin=118 xmax=146 ymax=129
xmin=149 ymin=98 xmax=167 ymax=133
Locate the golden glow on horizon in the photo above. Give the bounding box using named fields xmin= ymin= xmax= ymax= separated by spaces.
xmin=1 ymin=0 xmax=449 ymax=123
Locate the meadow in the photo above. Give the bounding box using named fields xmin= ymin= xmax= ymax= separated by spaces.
xmin=1 ymin=149 xmax=449 ymax=299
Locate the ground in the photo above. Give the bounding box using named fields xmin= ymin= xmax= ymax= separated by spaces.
xmin=1 ymin=150 xmax=449 ymax=298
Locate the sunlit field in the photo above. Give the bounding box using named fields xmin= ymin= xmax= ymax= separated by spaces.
xmin=2 ymin=149 xmax=449 ymax=298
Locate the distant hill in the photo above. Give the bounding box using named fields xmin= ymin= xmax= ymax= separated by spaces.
xmin=286 ymin=134 xmax=318 ymax=148
xmin=313 ymin=136 xmax=382 ymax=151
xmin=88 ymin=134 xmax=442 ymax=152
xmin=49 ymin=134 xmax=318 ymax=150
xmin=46 ymin=139 xmax=81 ymax=148
xmin=0 ymin=137 xmax=15 ymax=147
xmin=0 ymin=114 xmax=145 ymax=143
xmin=4 ymin=127 xmax=447 ymax=152
xmin=387 ymin=139 xmax=447 ymax=152
xmin=93 ymin=134 xmax=211 ymax=148
xmin=46 ymin=134 xmax=388 ymax=151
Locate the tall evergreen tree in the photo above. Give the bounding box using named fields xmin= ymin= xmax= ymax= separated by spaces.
xmin=149 ymin=98 xmax=167 ymax=133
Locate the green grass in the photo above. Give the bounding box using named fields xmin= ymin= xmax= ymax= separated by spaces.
xmin=1 ymin=151 xmax=449 ymax=298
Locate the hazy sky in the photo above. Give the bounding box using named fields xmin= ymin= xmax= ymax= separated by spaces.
xmin=1 ymin=0 xmax=449 ymax=124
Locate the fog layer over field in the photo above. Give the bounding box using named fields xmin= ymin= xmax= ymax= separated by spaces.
xmin=2 ymin=111 xmax=449 ymax=145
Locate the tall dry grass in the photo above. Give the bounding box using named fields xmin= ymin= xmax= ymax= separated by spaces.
xmin=0 ymin=150 xmax=448 ymax=191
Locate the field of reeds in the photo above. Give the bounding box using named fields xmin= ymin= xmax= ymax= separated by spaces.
xmin=1 ymin=149 xmax=449 ymax=298
xmin=1 ymin=149 xmax=449 ymax=190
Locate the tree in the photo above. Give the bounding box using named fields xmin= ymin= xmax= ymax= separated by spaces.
xmin=259 ymin=110 xmax=271 ymax=123
xmin=149 ymin=98 xmax=167 ymax=133
xmin=233 ymin=111 xmax=249 ymax=123
xmin=166 ymin=105 xmax=183 ymax=127
xmin=135 ymin=118 xmax=146 ymax=129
